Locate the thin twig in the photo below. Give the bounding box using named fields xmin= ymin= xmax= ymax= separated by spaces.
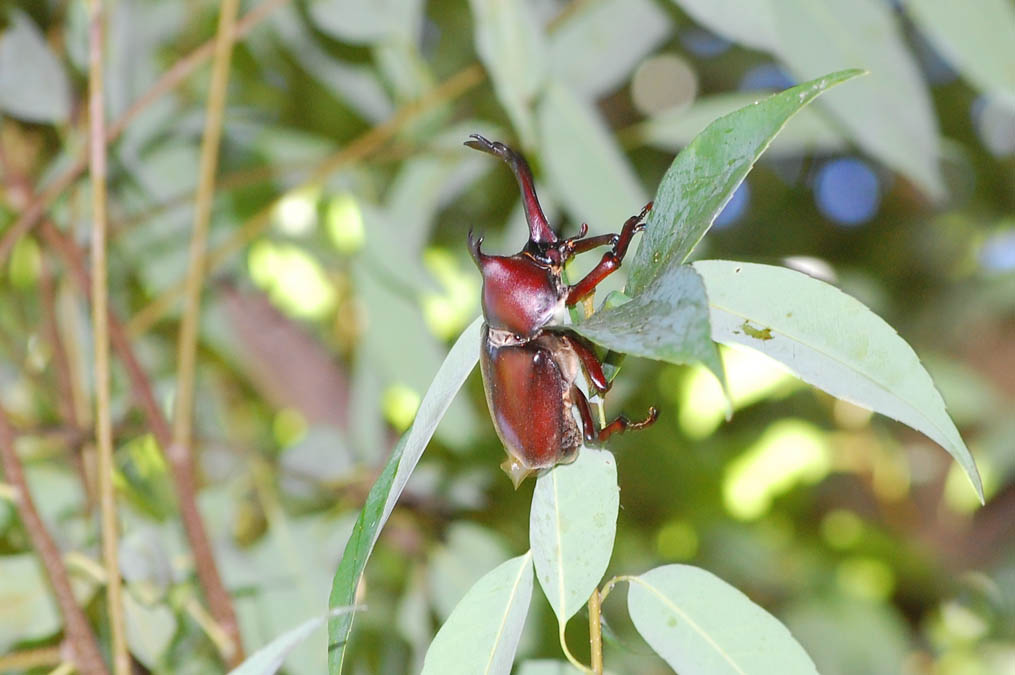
xmin=0 ymin=646 xmax=63 ymax=671
xmin=86 ymin=2 xmax=129 ymax=672
xmin=126 ymin=62 xmax=486 ymax=336
xmin=0 ymin=409 xmax=109 ymax=675
xmin=42 ymin=220 xmax=240 ymax=669
xmin=0 ymin=0 xmax=292 ymax=266
xmin=171 ymin=0 xmax=245 ymax=665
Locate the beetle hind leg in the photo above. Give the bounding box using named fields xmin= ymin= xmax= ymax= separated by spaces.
xmin=596 ymin=407 xmax=659 ymax=443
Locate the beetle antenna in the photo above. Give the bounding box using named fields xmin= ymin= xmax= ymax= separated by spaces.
xmin=464 ymin=134 xmax=557 ymax=245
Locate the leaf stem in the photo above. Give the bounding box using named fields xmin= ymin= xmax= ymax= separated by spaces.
xmin=588 ymin=590 xmax=604 ymax=675
xmin=558 ymin=622 xmax=593 ymax=673
xmin=86 ymin=2 xmax=128 ymax=672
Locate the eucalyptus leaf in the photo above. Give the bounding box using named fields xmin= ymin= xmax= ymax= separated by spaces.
xmin=309 ymin=0 xmax=422 ymax=44
xmin=627 ymin=564 xmax=818 ymax=674
xmin=230 ymin=607 xmax=360 ymax=675
xmin=421 ymin=552 xmax=534 ymax=675
xmin=0 ymin=554 xmax=61 ymax=652
xmin=572 ymin=264 xmax=725 ymax=394
xmin=538 ymin=82 xmax=648 ymax=234
xmin=0 ymin=10 xmax=71 ymax=123
xmin=904 ymin=0 xmax=1015 ymax=106
xmin=468 ymin=0 xmax=547 ymax=148
xmin=671 ymin=0 xmax=778 ymax=53
xmin=124 ymin=593 xmax=176 ymax=669
xmin=328 ymin=318 xmax=481 ymax=673
xmin=530 ymin=448 xmax=619 ymax=623
xmin=626 ymin=69 xmax=862 ymax=295
xmin=631 ymin=92 xmax=846 ymax=157
xmin=692 ymin=260 xmax=983 ymax=502
xmin=768 ymin=0 xmax=945 ymax=199
xmin=549 ymin=0 xmax=672 ymax=99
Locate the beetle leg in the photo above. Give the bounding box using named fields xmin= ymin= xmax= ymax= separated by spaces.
xmin=565 ymin=201 xmax=652 ymax=305
xmin=560 ymin=332 xmax=611 ymax=394
xmin=570 ymin=385 xmax=599 ymax=442
xmin=568 ymin=232 xmax=619 ymax=255
xmin=464 ymin=134 xmax=557 ymax=244
xmin=596 ymin=406 xmax=660 ymax=444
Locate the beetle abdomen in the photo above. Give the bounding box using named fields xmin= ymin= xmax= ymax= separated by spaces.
xmin=479 ymin=327 xmax=581 ymax=471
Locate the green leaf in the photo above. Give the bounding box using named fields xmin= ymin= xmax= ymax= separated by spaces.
xmin=230 ymin=607 xmax=360 ymax=675
xmin=627 ymin=564 xmax=818 ymax=674
xmin=904 ymin=0 xmax=1015 ymax=106
xmin=530 ymin=448 xmax=619 ymax=624
xmin=572 ymin=264 xmax=725 ymax=395
xmin=767 ymin=0 xmax=945 ymax=199
xmin=670 ymin=0 xmax=778 ymax=53
xmin=549 ymin=0 xmax=672 ymax=99
xmin=626 ymin=69 xmax=863 ymax=296
xmin=124 ymin=594 xmax=176 ymax=670
xmin=0 ymin=10 xmax=71 ymax=123
xmin=468 ymin=0 xmax=547 ymax=148
xmin=538 ymin=82 xmax=648 ymax=234
xmin=421 ymin=552 xmax=534 ymax=675
xmin=692 ymin=260 xmax=984 ymax=502
xmin=308 ymin=0 xmax=422 ymax=44
xmin=0 ymin=554 xmax=61 ymax=652
xmin=630 ymin=92 xmax=846 ymax=158
xmin=328 ymin=317 xmax=482 ymax=673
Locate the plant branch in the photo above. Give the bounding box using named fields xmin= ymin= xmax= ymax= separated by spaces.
xmin=0 ymin=646 xmax=63 ymax=671
xmin=126 ymin=62 xmax=486 ymax=337
xmin=0 ymin=409 xmax=109 ymax=675
xmin=171 ymin=0 xmax=245 ymax=664
xmin=86 ymin=2 xmax=128 ymax=672
xmin=0 ymin=0 xmax=292 ymax=266
xmin=41 ymin=220 xmax=242 ymax=669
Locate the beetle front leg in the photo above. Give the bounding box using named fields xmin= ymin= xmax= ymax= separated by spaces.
xmin=596 ymin=406 xmax=659 ymax=444
xmin=566 ymin=201 xmax=652 ymax=305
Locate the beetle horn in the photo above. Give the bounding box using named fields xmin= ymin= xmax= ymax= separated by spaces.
xmin=467 ymin=228 xmax=488 ymax=268
xmin=465 ymin=134 xmax=557 ymax=245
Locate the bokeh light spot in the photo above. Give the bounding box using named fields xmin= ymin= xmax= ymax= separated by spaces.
xmin=979 ymin=226 xmax=1015 ymax=272
xmin=722 ymin=419 xmax=830 ymax=520
xmin=273 ymin=187 xmax=319 ymax=236
xmin=8 ymin=236 xmax=41 ymax=288
xmin=247 ymin=240 xmax=336 ymax=319
xmin=327 ymin=193 xmax=366 ymax=254
xmin=273 ymin=408 xmax=307 ymax=447
xmin=814 ymin=158 xmax=881 ymax=226
xmin=656 ymin=520 xmax=699 ymax=561
xmin=383 ymin=383 xmax=421 ymax=432
xmin=421 ymin=247 xmax=479 ymax=339
xmin=679 ymin=27 xmax=731 ymax=58
xmin=739 ymin=63 xmax=795 ymax=92
xmin=836 ymin=557 xmax=895 ymax=601
xmin=821 ymin=509 xmax=863 ymax=549
xmin=632 ymin=54 xmax=698 ymax=116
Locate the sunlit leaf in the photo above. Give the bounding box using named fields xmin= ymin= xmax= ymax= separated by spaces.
xmin=530 ymin=448 xmax=619 ymax=623
xmin=572 ymin=264 xmax=725 ymax=394
xmin=538 ymin=82 xmax=648 ymax=234
xmin=421 ymin=552 xmax=534 ymax=675
xmin=468 ymin=0 xmax=547 ymax=148
xmin=904 ymin=0 xmax=1015 ymax=106
xmin=768 ymin=0 xmax=944 ymax=199
xmin=550 ymin=0 xmax=672 ymax=99
xmin=670 ymin=0 xmax=778 ymax=52
xmin=630 ymin=92 xmax=846 ymax=157
xmin=627 ymin=564 xmax=818 ymax=674
xmin=328 ymin=318 xmax=482 ymax=673
xmin=626 ymin=69 xmax=863 ymax=295
xmin=0 ymin=10 xmax=71 ymax=123
xmin=693 ymin=260 xmax=984 ymax=502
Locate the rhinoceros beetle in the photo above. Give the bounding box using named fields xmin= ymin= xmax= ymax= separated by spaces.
xmin=465 ymin=134 xmax=658 ymax=487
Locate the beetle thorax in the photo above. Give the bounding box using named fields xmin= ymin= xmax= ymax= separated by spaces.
xmin=478 ymin=253 xmax=567 ymax=338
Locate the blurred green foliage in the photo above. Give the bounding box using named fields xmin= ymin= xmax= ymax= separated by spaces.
xmin=0 ymin=0 xmax=1012 ymax=673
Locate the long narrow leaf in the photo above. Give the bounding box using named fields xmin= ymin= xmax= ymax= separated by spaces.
xmin=230 ymin=607 xmax=360 ymax=675
xmin=626 ymin=69 xmax=863 ymax=296
xmin=328 ymin=317 xmax=482 ymax=673
xmin=692 ymin=260 xmax=983 ymax=502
